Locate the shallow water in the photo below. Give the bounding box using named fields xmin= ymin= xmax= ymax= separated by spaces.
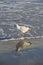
xmin=0 ymin=38 xmax=43 ymax=65
xmin=0 ymin=47 xmax=43 ymax=65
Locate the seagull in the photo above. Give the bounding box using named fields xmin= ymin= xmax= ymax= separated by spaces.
xmin=15 ymin=24 xmax=31 ymax=37
xmin=16 ymin=40 xmax=32 ymax=52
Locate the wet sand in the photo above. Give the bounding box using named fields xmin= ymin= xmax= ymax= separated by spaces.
xmin=0 ymin=38 xmax=43 ymax=65
xmin=0 ymin=38 xmax=43 ymax=51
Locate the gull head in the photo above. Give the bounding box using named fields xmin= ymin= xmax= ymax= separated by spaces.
xmin=15 ymin=24 xmax=20 ymax=30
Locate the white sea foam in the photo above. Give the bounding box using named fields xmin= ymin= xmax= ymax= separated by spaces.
xmin=0 ymin=37 xmax=9 ymax=41
xmin=34 ymin=30 xmax=38 ymax=35
xmin=1 ymin=22 xmax=7 ymax=25
xmin=0 ymin=36 xmax=43 ymax=42
xmin=28 ymin=32 xmax=33 ymax=36
xmin=0 ymin=28 xmax=4 ymax=32
xmin=9 ymin=29 xmax=15 ymax=31
xmin=0 ymin=28 xmax=5 ymax=35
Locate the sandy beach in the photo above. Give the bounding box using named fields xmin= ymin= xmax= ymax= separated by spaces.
xmin=0 ymin=38 xmax=43 ymax=65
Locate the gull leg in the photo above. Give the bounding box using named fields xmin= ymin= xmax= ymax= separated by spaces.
xmin=20 ymin=31 xmax=24 ymax=37
xmin=19 ymin=31 xmax=24 ymax=39
xmin=20 ymin=32 xmax=25 ymax=39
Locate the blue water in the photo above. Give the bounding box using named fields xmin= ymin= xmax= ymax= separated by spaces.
xmin=0 ymin=0 xmax=43 ymax=40
xmin=0 ymin=47 xmax=43 ymax=65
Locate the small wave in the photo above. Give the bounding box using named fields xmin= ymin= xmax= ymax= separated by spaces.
xmin=0 ymin=36 xmax=11 ymax=41
xmin=0 ymin=36 xmax=43 ymax=42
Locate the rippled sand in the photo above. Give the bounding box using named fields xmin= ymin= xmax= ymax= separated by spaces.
xmin=0 ymin=38 xmax=43 ymax=65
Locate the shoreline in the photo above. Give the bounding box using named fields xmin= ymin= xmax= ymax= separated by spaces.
xmin=0 ymin=36 xmax=43 ymax=41
xmin=0 ymin=38 xmax=43 ymax=51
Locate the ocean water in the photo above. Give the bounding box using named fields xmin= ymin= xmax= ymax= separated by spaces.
xmin=0 ymin=0 xmax=43 ymax=40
